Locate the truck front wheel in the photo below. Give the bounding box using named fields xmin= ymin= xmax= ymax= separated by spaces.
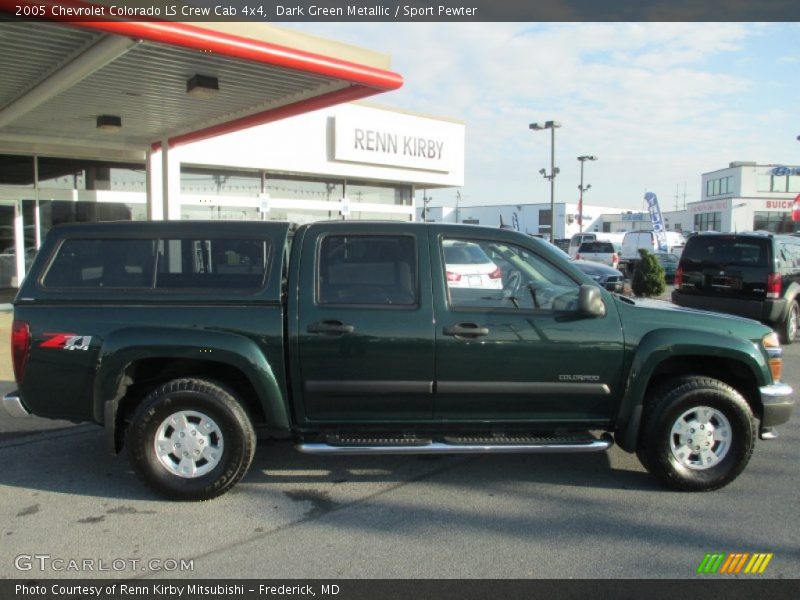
xmin=127 ymin=378 xmax=256 ymax=501
xmin=636 ymin=376 xmax=755 ymax=491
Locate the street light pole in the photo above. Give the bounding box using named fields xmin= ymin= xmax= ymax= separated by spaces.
xmin=530 ymin=120 xmax=561 ymax=242
xmin=577 ymin=155 xmax=598 ymax=233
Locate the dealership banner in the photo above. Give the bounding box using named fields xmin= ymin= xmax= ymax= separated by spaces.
xmin=3 ymin=0 xmax=798 ymax=22
xmin=644 ymin=192 xmax=668 ymax=252
xmin=3 ymin=579 xmax=800 ymax=600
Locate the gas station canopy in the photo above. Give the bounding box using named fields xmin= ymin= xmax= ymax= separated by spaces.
xmin=0 ymin=1 xmax=403 ymax=159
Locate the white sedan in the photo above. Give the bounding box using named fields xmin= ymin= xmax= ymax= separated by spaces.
xmin=443 ymin=241 xmax=503 ymax=289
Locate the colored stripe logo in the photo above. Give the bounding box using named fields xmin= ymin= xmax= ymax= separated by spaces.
xmin=697 ymin=553 xmax=773 ymax=574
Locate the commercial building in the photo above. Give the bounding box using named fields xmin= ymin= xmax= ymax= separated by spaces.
xmin=174 ymin=102 xmax=463 ymax=224
xmin=0 ymin=11 xmax=464 ymax=288
xmin=0 ymin=102 xmax=463 ymax=288
xmin=419 ymin=201 xmax=627 ymax=239
xmin=592 ymin=210 xmax=691 ymax=234
xmin=689 ymin=162 xmax=800 ymax=233
xmin=421 ymin=160 xmax=800 ymax=241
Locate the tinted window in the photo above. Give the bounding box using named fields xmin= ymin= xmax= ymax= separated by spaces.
xmin=681 ymin=237 xmax=769 ymax=268
xmin=318 ymin=235 xmax=417 ymax=306
xmin=579 ymin=241 xmax=614 ymax=253
xmin=656 ymin=254 xmax=679 ymax=265
xmin=43 ymin=239 xmax=155 ymax=288
xmin=155 ymin=238 xmax=269 ymax=289
xmin=444 ymin=242 xmax=492 ymax=264
xmin=570 ymin=234 xmax=593 ymax=248
xmin=444 ymin=238 xmax=579 ymax=311
xmin=778 ymin=240 xmax=800 ymax=269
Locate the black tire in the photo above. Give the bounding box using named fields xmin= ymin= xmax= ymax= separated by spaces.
xmin=636 ymin=376 xmax=755 ymax=492
xmin=127 ymin=378 xmax=256 ymax=501
xmin=778 ymin=300 xmax=798 ymax=345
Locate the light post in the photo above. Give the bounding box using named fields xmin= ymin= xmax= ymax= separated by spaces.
xmin=420 ymin=190 xmax=431 ymax=222
xmin=577 ymin=155 xmax=598 ymax=233
xmin=530 ymin=121 xmax=561 ymax=241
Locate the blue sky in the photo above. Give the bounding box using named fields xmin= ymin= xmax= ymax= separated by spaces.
xmin=290 ymin=22 xmax=799 ymax=210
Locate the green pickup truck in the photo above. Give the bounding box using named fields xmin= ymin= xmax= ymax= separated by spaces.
xmin=4 ymin=221 xmax=794 ymax=500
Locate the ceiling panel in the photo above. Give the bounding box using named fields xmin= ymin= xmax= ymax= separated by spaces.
xmin=0 ymin=20 xmax=380 ymax=154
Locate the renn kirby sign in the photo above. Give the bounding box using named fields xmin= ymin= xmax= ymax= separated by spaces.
xmin=334 ymin=107 xmax=462 ymax=173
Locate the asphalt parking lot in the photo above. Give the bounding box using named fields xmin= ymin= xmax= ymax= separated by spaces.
xmin=0 ymin=309 xmax=798 ymax=580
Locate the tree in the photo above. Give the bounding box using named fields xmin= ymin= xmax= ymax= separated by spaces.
xmin=631 ymin=248 xmax=666 ymax=297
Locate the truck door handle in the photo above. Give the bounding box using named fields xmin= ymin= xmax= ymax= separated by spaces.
xmin=443 ymin=323 xmax=490 ymax=338
xmin=307 ymin=321 xmax=355 ymax=335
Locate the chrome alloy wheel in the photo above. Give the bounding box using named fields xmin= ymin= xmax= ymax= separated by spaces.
xmin=789 ymin=304 xmax=798 ymax=341
xmin=669 ymin=406 xmax=732 ymax=470
xmin=154 ymin=411 xmax=224 ymax=478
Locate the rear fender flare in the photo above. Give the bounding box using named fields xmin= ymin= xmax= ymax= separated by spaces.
xmin=93 ymin=327 xmax=288 ymax=452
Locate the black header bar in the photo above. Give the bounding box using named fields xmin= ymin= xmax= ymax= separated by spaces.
xmin=4 ymin=0 xmax=800 ymax=22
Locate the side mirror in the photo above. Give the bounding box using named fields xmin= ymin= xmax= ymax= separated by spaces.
xmin=578 ymin=284 xmax=606 ymax=317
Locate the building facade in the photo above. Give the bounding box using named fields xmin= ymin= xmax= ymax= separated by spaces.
xmin=690 ymin=162 xmax=800 ymax=233
xmin=0 ymin=103 xmax=464 ymax=287
xmin=418 ymin=202 xmax=625 ymax=239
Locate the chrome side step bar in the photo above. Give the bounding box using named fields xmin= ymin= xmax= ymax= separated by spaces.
xmin=297 ymin=435 xmax=613 ymax=455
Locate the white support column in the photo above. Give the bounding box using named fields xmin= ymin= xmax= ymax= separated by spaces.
xmin=161 ymin=139 xmax=170 ymax=220
xmin=160 ymin=140 xmax=182 ymax=221
xmin=147 ymin=148 xmax=163 ymax=220
xmin=167 ymin=151 xmax=182 ymax=221
xmin=13 ymin=200 xmax=25 ymax=288
xmin=34 ymin=201 xmax=41 ymax=248
xmin=34 ymin=154 xmax=41 ymax=248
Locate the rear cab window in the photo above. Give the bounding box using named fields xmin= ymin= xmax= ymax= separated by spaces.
xmin=42 ymin=237 xmax=271 ymax=291
xmin=317 ymin=235 xmax=417 ymax=306
xmin=42 ymin=239 xmax=154 ymax=288
xmin=569 ymin=233 xmax=594 ymax=248
xmin=578 ymin=241 xmax=614 ymax=253
xmin=156 ymin=238 xmax=269 ymax=290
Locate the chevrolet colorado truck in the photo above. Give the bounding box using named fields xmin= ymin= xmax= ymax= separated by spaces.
xmin=4 ymin=221 xmax=794 ymax=500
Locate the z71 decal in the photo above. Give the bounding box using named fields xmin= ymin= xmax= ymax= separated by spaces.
xmin=41 ymin=333 xmax=92 ymax=351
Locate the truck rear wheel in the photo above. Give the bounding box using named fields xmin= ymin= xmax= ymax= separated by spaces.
xmin=127 ymin=378 xmax=256 ymax=501
xmin=636 ymin=376 xmax=755 ymax=492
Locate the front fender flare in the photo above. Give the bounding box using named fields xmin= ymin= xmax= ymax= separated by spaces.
xmin=615 ymin=328 xmax=769 ymax=452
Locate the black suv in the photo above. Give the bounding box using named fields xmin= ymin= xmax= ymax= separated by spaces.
xmin=672 ymin=232 xmax=800 ymax=344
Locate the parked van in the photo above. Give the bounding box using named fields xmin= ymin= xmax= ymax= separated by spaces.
xmin=567 ymin=232 xmax=625 ymax=259
xmin=619 ymin=230 xmax=685 ymax=274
